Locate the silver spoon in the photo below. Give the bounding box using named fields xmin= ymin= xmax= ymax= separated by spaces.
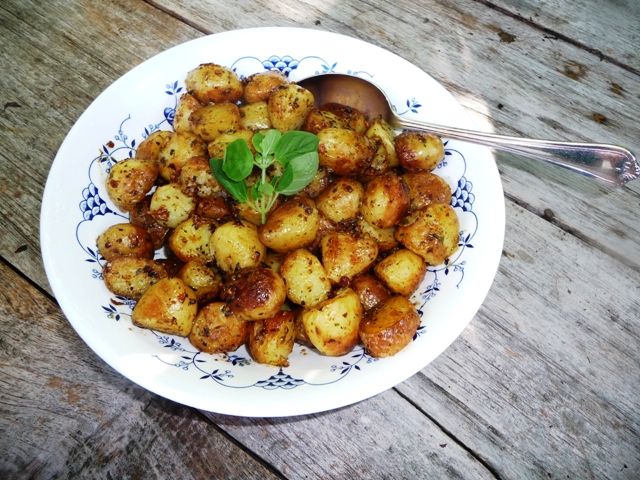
xmin=297 ymin=73 xmax=639 ymax=186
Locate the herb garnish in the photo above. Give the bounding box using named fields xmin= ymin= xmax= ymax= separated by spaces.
xmin=210 ymin=130 xmax=319 ymax=224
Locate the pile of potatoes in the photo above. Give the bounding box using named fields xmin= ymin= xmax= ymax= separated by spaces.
xmin=97 ymin=62 xmax=460 ymax=367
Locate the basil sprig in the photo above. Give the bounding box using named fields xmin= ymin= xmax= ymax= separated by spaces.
xmin=210 ymin=129 xmax=319 ymax=224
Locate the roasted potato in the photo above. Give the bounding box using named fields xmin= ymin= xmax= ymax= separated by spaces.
xmin=268 ymin=84 xmax=315 ymax=132
xmin=168 ymin=216 xmax=215 ymax=263
xmin=185 ymin=63 xmax=244 ymax=104
xmin=210 ymin=220 xmax=266 ymax=273
xmin=395 ymin=131 xmax=445 ymax=172
xmin=359 ymin=295 xmax=421 ymax=357
xmin=317 ymin=127 xmax=375 ymax=177
xmin=258 ymin=197 xmax=320 ymax=253
xmin=360 ymin=172 xmax=410 ymax=229
xmin=157 ymin=131 xmax=208 ymax=182
xmin=248 ymin=310 xmax=296 ymax=367
xmin=189 ymin=103 xmax=241 ymax=142
xmin=178 ymin=261 xmax=222 ymax=306
xmin=365 ymin=116 xmax=398 ymax=168
xmin=173 ymin=93 xmax=202 ymax=133
xmin=395 ymin=204 xmax=460 ymax=265
xmin=189 ymin=302 xmax=249 ymax=354
xmin=106 ymin=158 xmax=158 ymax=212
xmin=320 ymin=232 xmax=378 ymax=285
xmin=301 ymin=287 xmax=363 ymax=356
xmin=207 ymin=129 xmax=256 ymax=160
xmin=103 ymin=256 xmax=168 ymax=300
xmin=220 ymin=267 xmax=286 ymax=321
xmin=196 ymin=194 xmax=232 ymax=222
xmin=129 ymin=195 xmax=170 ymax=250
xmin=179 ymin=157 xmax=223 ymax=198
xmin=302 ymin=108 xmax=349 ymax=134
xmin=280 ymin=248 xmax=331 ymax=308
xmin=131 ymin=277 xmax=198 ymax=336
xmin=318 ymin=102 xmax=368 ymax=134
xmin=135 ymin=130 xmax=172 ymax=162
xmin=242 ymin=70 xmax=289 ymax=104
xmin=239 ymin=101 xmax=272 ymax=131
xmin=373 ymin=248 xmax=427 ymax=297
xmin=298 ymin=166 xmax=332 ymax=198
xmin=149 ymin=183 xmax=196 ymax=229
xmin=402 ymin=171 xmax=452 ymax=211
xmin=315 ymin=177 xmax=364 ymax=223
xmin=262 ymin=251 xmax=286 ymax=274
xmin=351 ymin=273 xmax=391 ymax=311
xmin=357 ymin=218 xmax=398 ymax=252
xmin=97 ymin=223 xmax=155 ymax=262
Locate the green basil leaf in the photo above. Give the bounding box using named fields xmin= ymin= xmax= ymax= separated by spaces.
xmin=277 ymin=164 xmax=294 ymax=193
xmin=277 ymin=151 xmax=319 ymax=196
xmin=259 ymin=182 xmax=275 ymax=195
xmin=223 ymin=139 xmax=254 ymax=181
xmin=252 ymin=133 xmax=265 ymax=152
xmin=275 ymin=131 xmax=319 ymax=165
xmin=251 ymin=182 xmax=262 ymax=201
xmin=260 ymin=130 xmax=282 ymax=157
xmin=210 ymin=158 xmax=248 ymax=202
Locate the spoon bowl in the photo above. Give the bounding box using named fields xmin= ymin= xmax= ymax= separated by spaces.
xmin=297 ymin=73 xmax=639 ymax=186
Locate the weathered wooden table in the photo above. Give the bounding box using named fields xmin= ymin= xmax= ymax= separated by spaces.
xmin=2 ymin=0 xmax=639 ymax=478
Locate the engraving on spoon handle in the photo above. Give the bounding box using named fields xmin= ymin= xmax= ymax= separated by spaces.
xmin=394 ymin=117 xmax=639 ymax=186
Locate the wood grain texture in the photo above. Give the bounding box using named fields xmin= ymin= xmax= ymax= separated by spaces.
xmin=0 ymin=260 xmax=281 ymax=479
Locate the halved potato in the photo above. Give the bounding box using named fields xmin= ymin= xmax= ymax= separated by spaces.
xmin=248 ymin=310 xmax=296 ymax=367
xmin=220 ymin=267 xmax=286 ymax=321
xmin=301 ymin=287 xmax=362 ymax=356
xmin=359 ymin=295 xmax=421 ymax=358
xmin=373 ymin=248 xmax=427 ymax=297
xmin=320 ymin=232 xmax=378 ymax=285
xmin=131 ymin=277 xmax=198 ymax=336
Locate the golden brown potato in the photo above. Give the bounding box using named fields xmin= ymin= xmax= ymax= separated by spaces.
xmin=189 ymin=302 xmax=249 ymax=354
xmin=301 ymin=287 xmax=363 ymax=356
xmin=129 ymin=195 xmax=170 ymax=250
xmin=185 ymin=63 xmax=244 ymax=104
xmin=196 ymin=194 xmax=232 ymax=222
xmin=135 ymin=130 xmax=172 ymax=162
xmin=248 ymin=310 xmax=296 ymax=367
xmin=131 ymin=277 xmax=198 ymax=336
xmin=168 ymin=216 xmax=215 ymax=263
xmin=302 ymin=108 xmax=349 ymax=134
xmin=351 ymin=273 xmax=391 ymax=311
xmin=373 ymin=248 xmax=427 ymax=297
xmin=280 ymin=248 xmax=331 ymax=308
xmin=239 ymin=101 xmax=272 ymax=131
xmin=178 ymin=261 xmax=222 ymax=306
xmin=189 ymin=103 xmax=241 ymax=142
xmin=242 ymin=70 xmax=289 ymax=104
xmin=207 ymin=129 xmax=256 ymax=160
xmin=360 ymin=172 xmax=410 ymax=229
xmin=357 ymin=218 xmax=398 ymax=252
xmin=157 ymin=131 xmax=208 ymax=182
xmin=179 ymin=157 xmax=223 ymax=198
xmin=106 ymin=158 xmax=158 ymax=212
xmin=262 ymin=251 xmax=285 ymax=274
xmin=103 ymin=256 xmax=168 ymax=300
xmin=268 ymin=84 xmax=315 ymax=132
xmin=359 ymin=295 xmax=421 ymax=357
xmin=97 ymin=223 xmax=155 ymax=262
xmin=298 ymin=166 xmax=332 ymax=198
xmin=315 ymin=177 xmax=364 ymax=223
xmin=220 ymin=267 xmax=286 ymax=321
xmin=293 ymin=308 xmax=313 ymax=347
xmin=231 ymin=190 xmax=282 ymax=226
xmin=318 ymin=103 xmax=368 ymax=134
xmin=148 ymin=183 xmax=196 ymax=229
xmin=317 ymin=127 xmax=374 ymax=177
xmin=365 ymin=116 xmax=398 ymax=168
xmin=210 ymin=220 xmax=266 ymax=273
xmin=173 ymin=93 xmax=202 ymax=133
xmin=395 ymin=131 xmax=444 ymax=172
xmin=402 ymin=171 xmax=452 ymax=211
xmin=258 ymin=197 xmax=320 ymax=253
xmin=320 ymin=232 xmax=378 ymax=285
xmin=395 ymin=204 xmax=460 ymax=265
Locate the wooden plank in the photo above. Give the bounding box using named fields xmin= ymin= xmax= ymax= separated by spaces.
xmin=0 ymin=0 xmax=202 ymax=293
xmin=484 ymin=0 xmax=640 ymax=72
xmin=0 ymin=260 xmax=282 ymax=479
xmin=397 ymin=200 xmax=640 ymax=479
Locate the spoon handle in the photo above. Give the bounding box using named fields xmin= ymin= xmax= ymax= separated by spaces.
xmin=393 ymin=117 xmax=639 ymax=186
